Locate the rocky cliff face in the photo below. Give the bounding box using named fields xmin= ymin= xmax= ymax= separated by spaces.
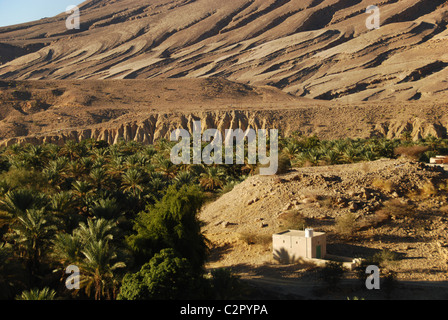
xmin=0 ymin=78 xmax=447 ymax=146
xmin=2 ymin=104 xmax=448 ymax=147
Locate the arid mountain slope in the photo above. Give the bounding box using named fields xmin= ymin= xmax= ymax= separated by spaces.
xmin=0 ymin=79 xmax=447 ymax=146
xmin=0 ymin=0 xmax=447 ymax=101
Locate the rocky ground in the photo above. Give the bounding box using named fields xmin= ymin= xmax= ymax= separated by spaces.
xmin=200 ymin=157 xmax=448 ymax=290
xmin=1 ymin=79 xmax=448 ymax=147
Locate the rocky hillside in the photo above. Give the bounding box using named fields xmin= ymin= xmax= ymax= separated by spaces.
xmin=0 ymin=0 xmax=447 ymax=101
xmin=200 ymin=158 xmax=448 ymax=282
xmin=0 ymin=79 xmax=447 ymax=146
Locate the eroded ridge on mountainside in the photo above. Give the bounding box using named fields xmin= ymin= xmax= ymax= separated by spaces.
xmin=0 ymin=0 xmax=447 ymax=101
xmin=0 ymin=79 xmax=448 ymax=146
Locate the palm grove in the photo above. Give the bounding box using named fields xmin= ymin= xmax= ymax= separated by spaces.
xmin=0 ymin=133 xmax=444 ymax=300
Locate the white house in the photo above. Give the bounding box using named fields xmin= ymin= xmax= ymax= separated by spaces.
xmin=272 ymin=228 xmax=326 ymax=263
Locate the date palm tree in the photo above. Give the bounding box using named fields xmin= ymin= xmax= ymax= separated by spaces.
xmin=0 ymin=189 xmax=46 ymax=217
xmin=199 ymin=166 xmax=226 ymax=191
xmin=74 ymin=218 xmax=116 ymax=244
xmin=155 ymin=138 xmax=173 ymax=154
xmin=282 ymin=141 xmax=301 ymax=160
xmin=142 ymin=145 xmax=157 ymax=161
xmin=49 ymin=191 xmax=74 ymax=211
xmin=11 ymin=208 xmax=56 ymax=280
xmin=306 ymin=149 xmax=322 ymax=166
xmin=4 ymin=143 xmax=23 ymax=157
xmin=67 ymin=160 xmax=86 ymax=178
xmin=424 ymin=134 xmax=440 ymax=152
xmin=89 ymin=198 xmax=121 ymax=220
xmin=45 ymin=143 xmax=61 ymax=160
xmin=42 ymin=157 xmax=69 ymax=187
xmin=49 ymin=191 xmax=78 ymax=231
xmin=125 ymin=153 xmax=148 ymax=169
xmin=16 ymin=287 xmax=56 ymax=300
xmin=106 ymin=155 xmax=125 ymax=179
xmin=122 ymin=141 xmax=144 ymax=155
xmin=92 ymin=155 xmax=107 ymax=169
xmin=0 ymin=179 xmax=10 ymax=196
xmin=71 ymin=179 xmax=93 ymax=201
xmin=324 ymin=150 xmax=341 ymax=165
xmin=52 ymin=232 xmax=83 ymax=266
xmin=89 ymin=167 xmax=108 ymax=190
xmin=174 ymin=170 xmax=196 ymax=187
xmin=60 ymin=140 xmax=81 ymax=161
xmin=73 ymin=218 xmax=124 ymax=300
xmin=377 ymin=138 xmax=396 ymax=158
xmin=332 ymin=140 xmax=348 ymax=154
xmin=362 ymin=150 xmax=377 ymax=162
xmin=146 ymin=173 xmax=168 ymax=202
xmin=52 ymin=218 xmax=120 ymax=298
xmin=21 ymin=145 xmax=50 ymax=170
xmin=79 ymin=239 xmax=126 ymax=300
xmin=121 ymin=168 xmax=145 ymax=197
xmin=71 ymin=180 xmax=95 ymax=216
xmin=342 ymin=147 xmax=358 ymax=163
xmin=79 ymin=157 xmax=93 ymax=174
xmin=91 ymin=147 xmax=109 ymax=160
xmin=154 ymin=157 xmax=178 ymax=179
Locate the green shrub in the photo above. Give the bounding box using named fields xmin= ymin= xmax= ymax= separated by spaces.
xmin=118 ymin=248 xmax=206 ymax=300
xmin=377 ymin=199 xmax=414 ymax=219
xmin=0 ymin=168 xmax=49 ymax=191
xmin=372 ymin=249 xmax=400 ymax=268
xmin=126 ymin=185 xmax=207 ymax=269
xmin=278 ymin=210 xmax=307 ymax=230
xmin=335 ymin=212 xmax=359 ymax=238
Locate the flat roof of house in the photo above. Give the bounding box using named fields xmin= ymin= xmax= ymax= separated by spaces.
xmin=274 ymin=230 xmax=326 ymax=237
